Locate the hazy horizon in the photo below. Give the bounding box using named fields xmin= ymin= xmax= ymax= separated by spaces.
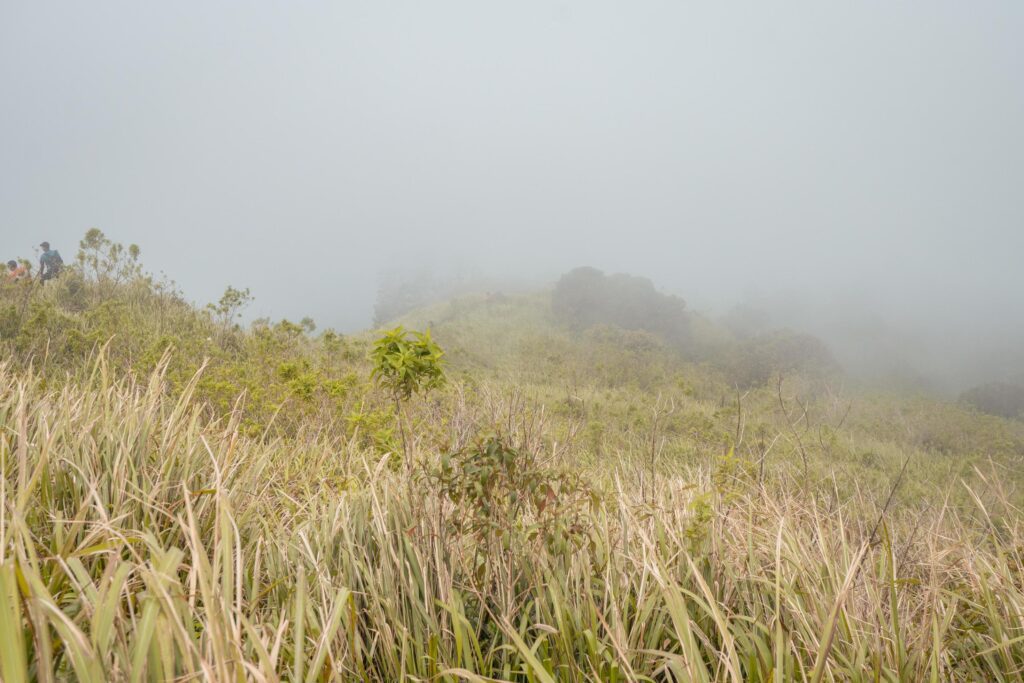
xmin=2 ymin=2 xmax=1022 ymax=390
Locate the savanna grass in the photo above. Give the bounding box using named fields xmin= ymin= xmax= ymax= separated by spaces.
xmin=1 ymin=356 xmax=1022 ymax=682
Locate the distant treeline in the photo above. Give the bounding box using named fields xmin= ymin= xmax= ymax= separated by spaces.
xmin=553 ymin=266 xmax=839 ymax=389
xmin=552 ymin=267 xmax=690 ymax=343
xmin=961 ymin=381 xmax=1024 ymax=421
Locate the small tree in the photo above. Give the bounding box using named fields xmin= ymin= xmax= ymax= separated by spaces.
xmin=208 ymin=286 xmax=253 ymax=329
xmin=370 ymin=326 xmax=445 ymax=465
xmin=76 ymin=228 xmax=143 ymax=300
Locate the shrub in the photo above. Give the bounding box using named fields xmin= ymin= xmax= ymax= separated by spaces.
xmin=370 ymin=326 xmax=446 ymax=400
xmin=370 ymin=326 xmax=446 ymax=465
xmin=431 ymin=435 xmax=594 ymax=555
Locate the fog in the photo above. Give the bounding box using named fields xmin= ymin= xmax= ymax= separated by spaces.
xmin=2 ymin=2 xmax=1022 ymax=391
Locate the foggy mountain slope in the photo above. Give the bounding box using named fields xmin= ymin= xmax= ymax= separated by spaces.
xmin=4 ymin=0 xmax=1024 ymax=676
xmin=726 ymin=289 xmax=1024 ymax=396
xmin=4 ymin=235 xmax=1024 ymax=680
xmin=384 ymin=266 xmax=840 ymax=391
xmin=385 ymin=267 xmax=1024 ymax=446
xmin=395 ymin=289 xmax=1023 ymax=495
xmin=375 ymin=263 xmax=1024 ymax=398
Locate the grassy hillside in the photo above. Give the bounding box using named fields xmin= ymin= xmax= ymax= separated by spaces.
xmin=1 ymin=232 xmax=1023 ymax=681
xmin=397 ymin=289 xmax=1024 ymax=507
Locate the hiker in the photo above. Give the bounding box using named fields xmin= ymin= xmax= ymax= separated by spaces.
xmin=5 ymin=260 xmax=28 ymax=283
xmin=38 ymin=241 xmax=64 ymax=283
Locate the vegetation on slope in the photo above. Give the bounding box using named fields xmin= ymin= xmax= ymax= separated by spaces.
xmin=1 ymin=230 xmax=1023 ymax=680
xmin=961 ymin=381 xmax=1024 ymax=421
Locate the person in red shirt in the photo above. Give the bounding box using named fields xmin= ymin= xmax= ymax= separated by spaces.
xmin=6 ymin=260 xmax=29 ymax=283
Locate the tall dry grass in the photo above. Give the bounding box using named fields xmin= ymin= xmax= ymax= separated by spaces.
xmin=1 ymin=356 xmax=1022 ymax=682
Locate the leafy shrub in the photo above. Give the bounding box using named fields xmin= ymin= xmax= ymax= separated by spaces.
xmin=431 ymin=436 xmax=594 ymax=556
xmin=370 ymin=326 xmax=446 ymax=400
xmin=369 ymin=326 xmax=446 ymax=466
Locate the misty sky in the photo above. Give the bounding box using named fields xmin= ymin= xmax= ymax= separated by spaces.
xmin=2 ymin=2 xmax=1022 ymax=387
